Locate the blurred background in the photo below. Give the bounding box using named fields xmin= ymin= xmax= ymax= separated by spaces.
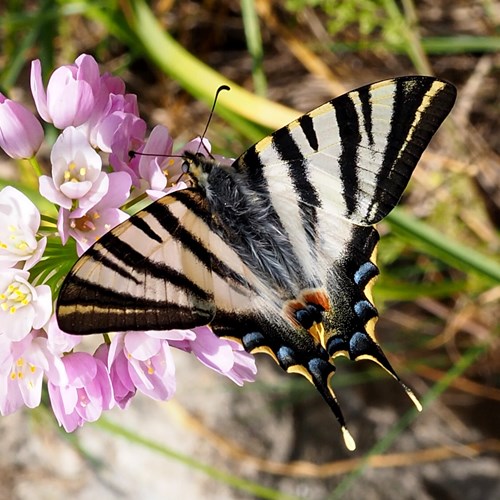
xmin=0 ymin=0 xmax=499 ymax=498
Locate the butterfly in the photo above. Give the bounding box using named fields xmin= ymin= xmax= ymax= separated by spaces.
xmin=56 ymin=76 xmax=456 ymax=450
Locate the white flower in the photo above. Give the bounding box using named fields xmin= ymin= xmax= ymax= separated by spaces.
xmin=39 ymin=126 xmax=107 ymax=213
xmin=0 ymin=269 xmax=52 ymax=341
xmin=0 ymin=186 xmax=47 ymax=270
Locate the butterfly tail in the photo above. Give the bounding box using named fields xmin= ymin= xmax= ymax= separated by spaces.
xmin=223 ymin=320 xmax=358 ymax=451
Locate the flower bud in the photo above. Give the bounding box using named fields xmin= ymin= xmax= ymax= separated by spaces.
xmin=31 ymin=54 xmax=101 ymax=129
xmin=0 ymin=93 xmax=43 ymax=159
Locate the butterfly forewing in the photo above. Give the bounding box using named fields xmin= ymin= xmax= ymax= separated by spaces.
xmin=236 ymin=77 xmax=456 ymax=229
xmin=57 ymin=188 xmax=284 ymax=335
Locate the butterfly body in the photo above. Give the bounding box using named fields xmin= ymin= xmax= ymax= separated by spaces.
xmin=57 ymin=76 xmax=456 ymax=449
xmin=183 ymin=151 xmax=307 ymax=298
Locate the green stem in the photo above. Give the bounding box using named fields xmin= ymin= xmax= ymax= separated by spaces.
xmin=241 ymin=0 xmax=267 ymax=96
xmin=388 ymin=208 xmax=500 ymax=283
xmin=28 ymin=156 xmax=43 ymax=177
xmin=124 ymin=0 xmax=297 ymax=130
xmin=40 ymin=214 xmax=58 ymax=225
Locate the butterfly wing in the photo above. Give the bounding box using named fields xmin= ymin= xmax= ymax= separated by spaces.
xmin=227 ymin=76 xmax=455 ymax=423
xmin=232 ymin=76 xmax=456 ymax=322
xmin=234 ymin=76 xmax=456 ymax=263
xmin=56 ymin=189 xmax=271 ymax=334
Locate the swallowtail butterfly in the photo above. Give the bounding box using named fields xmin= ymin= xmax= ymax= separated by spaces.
xmin=57 ymin=76 xmax=456 ymax=450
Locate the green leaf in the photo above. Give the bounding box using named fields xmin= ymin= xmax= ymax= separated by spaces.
xmin=387 ymin=208 xmax=500 ymax=283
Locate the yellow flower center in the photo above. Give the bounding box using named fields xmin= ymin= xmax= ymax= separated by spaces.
xmin=146 ymin=359 xmax=154 ymax=375
xmin=10 ymin=357 xmax=37 ymax=384
xmin=0 ymin=224 xmax=31 ymax=256
xmin=63 ymin=161 xmax=87 ymax=183
xmin=0 ymin=281 xmax=32 ymax=314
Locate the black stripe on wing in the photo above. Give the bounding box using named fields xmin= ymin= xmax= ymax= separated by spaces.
xmin=233 ymin=144 xmax=268 ymax=192
xmin=357 ymin=85 xmax=375 ymax=146
xmin=366 ymin=77 xmax=457 ymax=223
xmin=147 ymin=194 xmax=251 ymax=291
xmin=298 ymin=113 xmax=319 ymax=151
xmin=85 ymin=245 xmax=141 ymax=284
xmin=95 ymin=233 xmax=210 ymax=299
xmin=57 ymin=275 xmax=214 ymax=334
xmin=129 ymin=216 xmax=163 ymax=243
xmin=271 ymin=127 xmax=321 ymax=240
xmin=334 ymin=93 xmax=362 ymax=217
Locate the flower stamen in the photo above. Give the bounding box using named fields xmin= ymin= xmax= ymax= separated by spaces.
xmin=0 ymin=281 xmax=32 ymax=314
xmin=64 ymin=161 xmax=88 ymax=183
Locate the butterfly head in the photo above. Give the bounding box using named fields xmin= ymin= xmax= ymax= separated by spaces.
xmin=181 ymin=150 xmax=215 ymax=189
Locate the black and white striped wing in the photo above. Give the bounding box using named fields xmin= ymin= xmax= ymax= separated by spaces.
xmin=226 ymin=76 xmax=455 ymax=427
xmin=56 ymin=189 xmax=271 ymax=334
xmin=234 ymin=76 xmax=456 ymax=255
xmin=231 ymin=75 xmax=456 ymax=343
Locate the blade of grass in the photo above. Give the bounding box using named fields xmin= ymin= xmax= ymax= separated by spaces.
xmin=421 ymin=35 xmax=500 ymax=54
xmin=375 ymin=279 xmax=468 ymax=302
xmin=328 ymin=36 xmax=500 ymax=55
xmin=241 ymin=0 xmax=267 ymax=96
xmin=387 ymin=208 xmax=500 ymax=283
xmin=95 ymin=416 xmax=301 ymax=500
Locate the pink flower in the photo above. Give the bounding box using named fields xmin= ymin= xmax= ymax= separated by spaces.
xmin=138 ymin=125 xmax=173 ymax=192
xmin=39 ymin=126 xmax=107 ymax=212
xmin=94 ymin=97 xmax=145 ymax=154
xmin=31 ymin=55 xmax=101 ymax=129
xmin=0 ymin=186 xmax=47 ymax=270
xmin=107 ymin=115 xmax=147 ymax=187
xmin=170 ymin=326 xmax=257 ymax=386
xmin=45 ymin=314 xmax=81 ymax=355
xmin=48 ymin=351 xmax=114 ymax=432
xmin=76 ymin=73 xmax=127 ymax=147
xmin=0 ymin=93 xmax=44 ymax=159
xmin=108 ymin=331 xmax=185 ymax=402
xmin=95 ymin=341 xmax=135 ymax=409
xmin=57 ymin=171 xmax=131 ymax=255
xmin=0 ymin=331 xmax=66 ymax=415
xmin=222 ymin=339 xmax=258 ymax=386
xmin=0 ymin=269 xmax=52 ymax=341
xmin=78 ymin=73 xmax=145 ymax=154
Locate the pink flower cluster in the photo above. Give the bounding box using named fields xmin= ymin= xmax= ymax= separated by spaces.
xmin=0 ymin=55 xmax=256 ymax=432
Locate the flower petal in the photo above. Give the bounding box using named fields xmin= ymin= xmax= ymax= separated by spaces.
xmin=30 ymin=59 xmax=50 ymax=122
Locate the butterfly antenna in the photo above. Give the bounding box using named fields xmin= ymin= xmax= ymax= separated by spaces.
xmin=197 ymin=85 xmax=231 ymax=157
